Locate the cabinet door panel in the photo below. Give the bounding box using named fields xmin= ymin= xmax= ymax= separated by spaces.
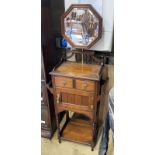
xmin=61 ymin=92 xmax=68 ymax=103
xmin=55 ymin=88 xmax=95 ymax=110
xmin=81 ymin=96 xmax=89 ymax=106
xmin=60 ymin=93 xmax=91 ymax=107
xmin=68 ymin=94 xmax=75 ymax=104
xmin=75 ymin=95 xmax=81 ymax=105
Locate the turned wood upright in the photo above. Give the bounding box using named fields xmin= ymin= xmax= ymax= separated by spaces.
xmin=49 ymin=61 xmax=103 ymax=150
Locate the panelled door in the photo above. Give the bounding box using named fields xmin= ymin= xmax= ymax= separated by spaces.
xmin=55 ymin=88 xmax=95 ymax=111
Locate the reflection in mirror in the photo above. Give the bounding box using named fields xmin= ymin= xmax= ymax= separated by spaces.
xmin=64 ymin=8 xmax=99 ymax=48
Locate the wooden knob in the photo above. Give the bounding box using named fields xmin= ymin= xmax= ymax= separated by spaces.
xmin=62 ymin=81 xmax=67 ymax=86
xmin=82 ymin=83 xmax=88 ymax=89
xmin=56 ymin=94 xmax=60 ymax=104
xmin=90 ymin=105 xmax=93 ymax=109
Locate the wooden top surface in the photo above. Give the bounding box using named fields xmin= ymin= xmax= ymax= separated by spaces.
xmin=50 ymin=61 xmax=102 ymax=81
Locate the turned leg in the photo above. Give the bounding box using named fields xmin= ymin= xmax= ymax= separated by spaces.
xmin=58 ymin=138 xmax=61 ymax=143
xmin=66 ymin=111 xmax=70 ymax=122
xmin=56 ymin=114 xmax=61 ymax=143
xmin=91 ymin=142 xmax=94 ymax=151
xmin=91 ymin=120 xmax=96 ymax=151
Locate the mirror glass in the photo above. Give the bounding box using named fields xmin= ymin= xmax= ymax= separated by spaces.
xmin=63 ymin=7 xmax=100 ymax=48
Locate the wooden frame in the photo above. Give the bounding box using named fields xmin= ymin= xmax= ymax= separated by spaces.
xmin=61 ymin=4 xmax=102 ymax=49
xmin=51 ymin=75 xmax=101 ymax=150
xmin=49 ymin=62 xmax=103 ymax=150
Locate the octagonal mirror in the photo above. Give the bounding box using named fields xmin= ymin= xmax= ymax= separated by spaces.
xmin=61 ymin=4 xmax=102 ymax=49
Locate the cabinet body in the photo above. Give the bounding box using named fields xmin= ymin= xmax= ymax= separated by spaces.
xmin=50 ymin=61 xmax=102 ymax=150
xmin=41 ymin=52 xmax=57 ymax=138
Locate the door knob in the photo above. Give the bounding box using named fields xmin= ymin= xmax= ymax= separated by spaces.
xmin=90 ymin=105 xmax=94 ymax=109
xmin=82 ymin=83 xmax=88 ymax=89
xmin=62 ymin=81 xmax=67 ymax=86
xmin=56 ymin=94 xmax=60 ymax=104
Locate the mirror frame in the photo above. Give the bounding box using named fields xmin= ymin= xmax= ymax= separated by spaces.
xmin=61 ymin=4 xmax=102 ymax=49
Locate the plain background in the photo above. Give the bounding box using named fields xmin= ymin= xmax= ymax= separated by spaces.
xmin=0 ymin=0 xmax=155 ymax=155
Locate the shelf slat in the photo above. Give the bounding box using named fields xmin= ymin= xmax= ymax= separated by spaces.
xmin=61 ymin=118 xmax=93 ymax=145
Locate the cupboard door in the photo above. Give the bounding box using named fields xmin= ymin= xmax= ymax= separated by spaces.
xmin=41 ymin=105 xmax=50 ymax=129
xmin=58 ymin=91 xmax=94 ymax=110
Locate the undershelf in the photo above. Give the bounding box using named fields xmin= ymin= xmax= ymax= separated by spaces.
xmin=61 ymin=114 xmax=93 ymax=145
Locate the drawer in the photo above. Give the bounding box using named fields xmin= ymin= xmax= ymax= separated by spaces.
xmin=54 ymin=76 xmax=73 ymax=88
xmin=75 ymin=80 xmax=95 ymax=92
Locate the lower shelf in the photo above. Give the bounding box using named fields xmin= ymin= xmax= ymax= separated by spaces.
xmin=61 ymin=115 xmax=93 ymax=145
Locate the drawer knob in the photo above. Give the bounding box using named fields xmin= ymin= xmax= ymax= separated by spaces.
xmin=62 ymin=81 xmax=67 ymax=86
xmin=82 ymin=83 xmax=88 ymax=89
xmin=90 ymin=105 xmax=94 ymax=109
xmin=56 ymin=94 xmax=60 ymax=104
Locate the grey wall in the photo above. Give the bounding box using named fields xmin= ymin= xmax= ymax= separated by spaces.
xmin=50 ymin=0 xmax=64 ymax=35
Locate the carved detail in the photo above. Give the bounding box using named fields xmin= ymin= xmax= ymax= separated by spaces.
xmin=56 ymin=94 xmax=60 ymax=104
